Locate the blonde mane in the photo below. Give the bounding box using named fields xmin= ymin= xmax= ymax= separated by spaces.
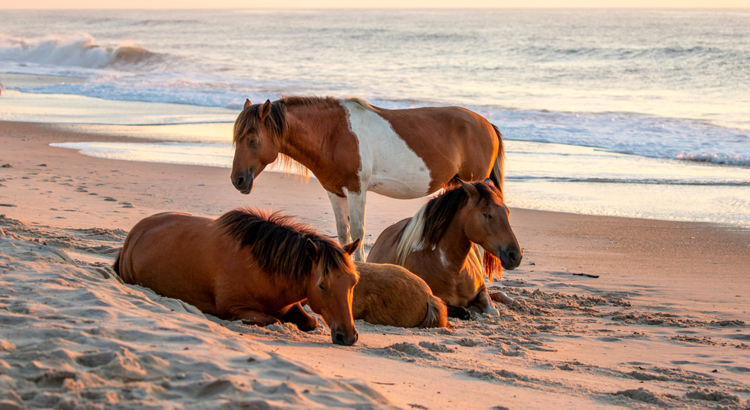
xmin=395 ymin=203 xmax=428 ymax=266
xmin=393 ymin=182 xmax=504 ymax=280
xmin=272 ymin=153 xmax=311 ymax=181
xmin=346 ymin=97 xmax=377 ymax=112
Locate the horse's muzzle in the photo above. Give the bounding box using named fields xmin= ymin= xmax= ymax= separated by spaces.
xmin=498 ymin=247 xmax=523 ymax=270
xmin=332 ymin=330 xmax=358 ymax=346
xmin=231 ymin=170 xmax=255 ymax=194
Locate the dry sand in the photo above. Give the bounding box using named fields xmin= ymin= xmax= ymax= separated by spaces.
xmin=1 ymin=121 xmax=750 ymax=409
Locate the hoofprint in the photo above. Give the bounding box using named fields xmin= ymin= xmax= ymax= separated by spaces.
xmin=231 ymin=97 xmax=504 ymax=261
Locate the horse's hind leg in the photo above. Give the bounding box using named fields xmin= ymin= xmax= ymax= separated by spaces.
xmin=345 ymin=189 xmax=367 ymax=261
xmin=447 ymin=305 xmax=471 ymax=320
xmin=490 ymin=291 xmax=515 ymax=305
xmin=327 ymin=192 xmax=351 ymax=246
xmin=281 ymin=302 xmax=317 ymax=331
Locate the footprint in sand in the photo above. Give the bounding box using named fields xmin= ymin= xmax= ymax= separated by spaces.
xmin=103 ymin=197 xmax=118 ymax=202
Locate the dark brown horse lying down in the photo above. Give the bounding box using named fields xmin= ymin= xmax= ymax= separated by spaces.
xmin=352 ymin=262 xmax=448 ymax=328
xmin=367 ymin=180 xmax=522 ymax=319
xmin=114 ymin=208 xmax=361 ymax=346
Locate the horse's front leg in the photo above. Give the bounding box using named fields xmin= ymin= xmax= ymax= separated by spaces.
xmin=327 ymin=191 xmax=351 ymax=246
xmin=472 ymin=286 xmax=500 ymax=316
xmin=229 ymin=308 xmax=281 ymax=327
xmin=346 ymin=189 xmax=367 ymax=261
xmin=280 ymin=302 xmax=317 ymax=331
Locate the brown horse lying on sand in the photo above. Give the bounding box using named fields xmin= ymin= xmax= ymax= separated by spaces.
xmin=367 ymin=180 xmax=522 ymax=319
xmin=114 ymin=208 xmax=361 ymax=346
xmin=353 ymin=262 xmax=448 ymax=328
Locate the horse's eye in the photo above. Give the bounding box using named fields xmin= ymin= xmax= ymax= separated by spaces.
xmin=247 ymin=138 xmax=258 ymax=147
xmin=318 ymin=284 xmax=327 ymax=291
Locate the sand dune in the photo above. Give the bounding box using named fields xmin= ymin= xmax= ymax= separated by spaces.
xmin=0 ymin=230 xmax=396 ymax=409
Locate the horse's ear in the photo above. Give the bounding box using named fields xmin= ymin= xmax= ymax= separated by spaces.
xmin=259 ymin=99 xmax=272 ymax=120
xmin=243 ymin=99 xmax=251 ymax=110
xmin=460 ymin=180 xmax=478 ymax=199
xmin=342 ymin=238 xmax=361 ymax=256
xmin=306 ymin=238 xmax=320 ymax=263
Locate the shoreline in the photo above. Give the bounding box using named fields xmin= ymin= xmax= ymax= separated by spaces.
xmin=2 ymin=119 xmax=750 ymax=408
xmin=2 ymin=119 xmax=749 ymax=296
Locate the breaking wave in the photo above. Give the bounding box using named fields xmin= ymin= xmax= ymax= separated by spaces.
xmin=0 ymin=33 xmax=171 ymax=72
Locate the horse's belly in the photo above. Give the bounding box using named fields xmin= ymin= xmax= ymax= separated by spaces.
xmin=368 ymin=173 xmax=432 ymax=199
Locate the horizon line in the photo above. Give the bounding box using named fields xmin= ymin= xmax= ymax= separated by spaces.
xmin=2 ymin=6 xmax=749 ymax=10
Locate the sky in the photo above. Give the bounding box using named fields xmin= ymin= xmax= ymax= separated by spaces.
xmin=1 ymin=0 xmax=748 ymax=8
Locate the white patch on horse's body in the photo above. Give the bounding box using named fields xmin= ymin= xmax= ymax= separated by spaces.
xmin=439 ymin=248 xmax=448 ymax=268
xmin=341 ymin=99 xmax=432 ymax=199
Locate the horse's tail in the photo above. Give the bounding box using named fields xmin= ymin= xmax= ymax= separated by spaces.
xmin=112 ymin=251 xmax=121 ymax=276
xmin=489 ymin=124 xmax=505 ymax=192
xmin=418 ymin=294 xmax=448 ymax=328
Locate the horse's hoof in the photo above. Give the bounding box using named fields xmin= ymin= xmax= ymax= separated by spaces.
xmin=447 ymin=305 xmax=472 ymax=320
xmin=484 ymin=306 xmax=500 ymax=316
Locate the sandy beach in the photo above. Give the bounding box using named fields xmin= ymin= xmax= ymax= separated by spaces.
xmin=1 ymin=120 xmax=750 ymax=409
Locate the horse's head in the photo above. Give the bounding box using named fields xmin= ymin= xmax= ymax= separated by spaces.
xmin=460 ymin=179 xmax=523 ymax=270
xmin=304 ymin=238 xmax=360 ymax=346
xmin=231 ymin=99 xmax=285 ymax=194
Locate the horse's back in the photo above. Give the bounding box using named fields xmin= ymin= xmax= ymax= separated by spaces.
xmin=376 ymin=105 xmax=499 ymax=192
xmin=118 ymin=212 xmax=221 ymax=314
xmin=365 ymin=218 xmax=409 ymax=264
xmin=353 ymin=261 xmax=445 ymax=328
xmin=341 ymin=100 xmax=499 ymax=197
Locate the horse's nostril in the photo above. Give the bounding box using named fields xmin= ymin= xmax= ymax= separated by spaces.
xmin=235 ymin=176 xmax=245 ymax=187
xmin=507 ymin=251 xmax=516 ymax=262
xmin=334 ymin=332 xmax=346 ymax=345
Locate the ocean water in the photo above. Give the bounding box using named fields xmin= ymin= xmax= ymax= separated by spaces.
xmin=1 ymin=9 xmax=749 ymax=225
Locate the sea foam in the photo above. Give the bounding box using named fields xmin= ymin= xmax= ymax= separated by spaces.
xmin=0 ymin=33 xmax=169 ymax=72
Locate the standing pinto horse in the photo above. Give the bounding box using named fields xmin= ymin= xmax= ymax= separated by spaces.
xmin=231 ymin=97 xmax=504 ymax=261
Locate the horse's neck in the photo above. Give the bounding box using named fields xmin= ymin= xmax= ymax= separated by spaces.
xmin=432 ymin=214 xmax=473 ymax=273
xmin=272 ymin=269 xmax=309 ymax=301
xmin=277 ymin=104 xmax=340 ymax=173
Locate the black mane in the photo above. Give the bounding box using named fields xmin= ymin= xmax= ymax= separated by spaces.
xmin=215 ymin=208 xmax=353 ymax=282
